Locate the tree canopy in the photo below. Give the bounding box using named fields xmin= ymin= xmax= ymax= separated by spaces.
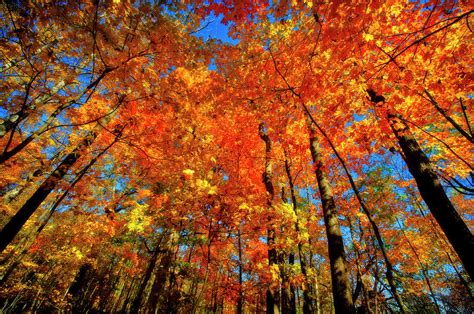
xmin=0 ymin=0 xmax=473 ymax=313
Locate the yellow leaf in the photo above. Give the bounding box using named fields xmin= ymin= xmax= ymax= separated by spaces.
xmin=363 ymin=33 xmax=374 ymax=42
xmin=183 ymin=169 xmax=195 ymax=176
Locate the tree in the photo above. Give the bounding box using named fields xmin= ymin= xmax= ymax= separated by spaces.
xmin=1 ymin=1 xmax=472 ymax=313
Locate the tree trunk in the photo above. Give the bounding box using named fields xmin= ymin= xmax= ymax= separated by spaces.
xmin=349 ymin=218 xmax=373 ymax=314
xmin=68 ymin=263 xmax=93 ymax=311
xmin=258 ymin=123 xmax=280 ymax=314
xmin=0 ymin=130 xmax=98 ymax=253
xmin=307 ymin=122 xmax=355 ymax=313
xmin=280 ymin=186 xmax=295 ymax=314
xmin=283 ymin=157 xmax=314 ymax=314
xmin=147 ymin=248 xmax=173 ymax=311
xmin=130 ymin=243 xmax=162 ymax=314
xmin=1 ymin=138 xmax=117 ymax=287
xmin=288 ymin=253 xmax=297 ymax=314
xmin=387 ymin=108 xmax=474 ymax=280
xmin=280 ymin=253 xmax=294 ymax=314
xmin=304 ymin=108 xmax=407 ymax=312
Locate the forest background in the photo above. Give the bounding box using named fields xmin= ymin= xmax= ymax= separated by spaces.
xmin=0 ymin=0 xmax=473 ymax=313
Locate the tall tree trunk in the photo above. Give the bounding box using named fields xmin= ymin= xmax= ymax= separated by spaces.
xmin=147 ymin=245 xmax=174 ymax=311
xmin=283 ymin=156 xmax=314 ymax=314
xmin=280 ymin=248 xmax=294 ymax=314
xmin=1 ymin=138 xmax=117 ymax=286
xmin=304 ymin=179 xmax=321 ymax=314
xmin=386 ymin=106 xmax=474 ymax=280
xmin=164 ymin=239 xmax=181 ymax=314
xmin=307 ymin=121 xmax=355 ymax=313
xmin=68 ymin=263 xmax=93 ymax=310
xmin=303 ymin=103 xmax=406 ymax=312
xmin=280 ymin=187 xmax=295 ymax=314
xmin=258 ymin=123 xmax=280 ymax=314
xmin=131 ymin=236 xmax=165 ymax=314
xmin=121 ymin=276 xmax=138 ymax=313
xmin=349 ymin=218 xmax=373 ymax=314
xmin=0 ymin=130 xmax=98 ymax=253
xmin=288 ymin=253 xmax=296 ymax=314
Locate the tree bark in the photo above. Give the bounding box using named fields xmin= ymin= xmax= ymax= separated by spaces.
xmin=130 ymin=243 xmax=162 ymax=314
xmin=147 ymin=247 xmax=173 ymax=311
xmin=283 ymin=156 xmax=314 ymax=314
xmin=0 ymin=130 xmax=98 ymax=253
xmin=258 ymin=123 xmax=280 ymax=314
xmin=307 ymin=121 xmax=355 ymax=313
xmin=303 ymin=106 xmax=407 ymax=312
xmin=387 ymin=108 xmax=474 ymax=280
xmin=68 ymin=263 xmax=94 ymax=311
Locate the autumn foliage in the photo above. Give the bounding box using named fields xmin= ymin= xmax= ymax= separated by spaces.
xmin=0 ymin=0 xmax=473 ymax=313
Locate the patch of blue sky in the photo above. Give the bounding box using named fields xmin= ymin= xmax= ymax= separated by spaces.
xmin=1 ymin=90 xmax=25 ymax=119
xmin=192 ymin=13 xmax=239 ymax=45
xmin=0 ymin=105 xmax=10 ymax=120
xmin=190 ymin=13 xmax=239 ymax=71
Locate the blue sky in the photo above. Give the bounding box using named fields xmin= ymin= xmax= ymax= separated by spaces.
xmin=192 ymin=13 xmax=239 ymax=45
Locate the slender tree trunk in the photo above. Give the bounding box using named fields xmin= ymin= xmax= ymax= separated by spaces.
xmin=349 ymin=218 xmax=373 ymax=314
xmin=304 ymin=179 xmax=321 ymax=314
xmin=307 ymin=121 xmax=355 ymax=313
xmin=283 ymin=156 xmax=314 ymax=314
xmin=112 ymin=278 xmax=127 ymax=312
xmin=288 ymin=253 xmax=296 ymax=314
xmin=280 ymin=251 xmax=293 ymax=314
xmin=303 ymin=104 xmax=406 ymax=312
xmin=0 ymin=130 xmax=98 ymax=253
xmin=121 ymin=276 xmax=138 ymax=313
xmin=131 ymin=241 xmax=163 ymax=313
xmin=258 ymin=123 xmax=280 ymax=314
xmin=372 ymin=246 xmax=380 ymax=314
xmin=99 ymin=268 xmax=121 ymax=312
xmin=386 ymin=107 xmax=474 ymax=280
xmin=147 ymin=248 xmax=173 ymax=311
xmin=1 ymin=138 xmax=116 ymax=286
xmin=280 ymin=187 xmax=294 ymax=314
xmin=68 ymin=263 xmax=93 ymax=310
xmin=164 ymin=240 xmax=181 ymax=314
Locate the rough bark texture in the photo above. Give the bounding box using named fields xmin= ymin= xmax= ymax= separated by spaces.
xmin=308 ymin=123 xmax=355 ymax=314
xmin=387 ymin=109 xmax=474 ymax=280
